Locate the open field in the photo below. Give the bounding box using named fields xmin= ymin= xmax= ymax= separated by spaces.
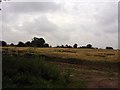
xmin=2 ymin=47 xmax=119 ymax=62
xmin=1 ymin=47 xmax=119 ymax=88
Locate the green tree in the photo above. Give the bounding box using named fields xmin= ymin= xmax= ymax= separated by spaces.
xmin=31 ymin=37 xmax=45 ymax=47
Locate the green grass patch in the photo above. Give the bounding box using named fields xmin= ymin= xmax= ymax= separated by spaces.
xmin=2 ymin=53 xmax=85 ymax=88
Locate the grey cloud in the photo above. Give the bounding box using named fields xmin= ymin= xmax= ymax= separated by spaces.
xmin=103 ymin=21 xmax=118 ymax=34
xmin=2 ymin=24 xmax=31 ymax=44
xmin=62 ymin=2 xmax=118 ymax=34
xmin=95 ymin=2 xmax=117 ymax=25
xmin=2 ymin=2 xmax=62 ymax=23
xmin=3 ymin=2 xmax=61 ymax=13
xmin=20 ymin=15 xmax=58 ymax=34
xmin=2 ymin=1 xmax=118 ymax=49
xmin=77 ymin=2 xmax=118 ymax=35
xmin=13 ymin=14 xmax=71 ymax=45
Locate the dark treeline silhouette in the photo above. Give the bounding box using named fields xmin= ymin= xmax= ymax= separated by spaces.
xmin=0 ymin=37 xmax=50 ymax=48
xmin=56 ymin=45 xmax=72 ymax=48
xmin=17 ymin=42 xmax=26 ymax=47
xmin=73 ymin=44 xmax=77 ymax=48
xmin=106 ymin=47 xmax=113 ymax=50
xmin=16 ymin=37 xmax=50 ymax=47
xmin=56 ymin=44 xmax=94 ymax=49
xmin=79 ymin=44 xmax=93 ymax=49
xmin=0 ymin=41 xmax=7 ymax=46
xmin=0 ymin=37 xmax=114 ymax=49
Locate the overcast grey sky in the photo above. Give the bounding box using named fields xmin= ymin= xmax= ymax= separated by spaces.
xmin=1 ymin=0 xmax=118 ymax=49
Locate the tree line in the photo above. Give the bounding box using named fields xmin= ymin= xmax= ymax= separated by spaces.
xmin=0 ymin=37 xmax=113 ymax=49
xmin=0 ymin=37 xmax=50 ymax=47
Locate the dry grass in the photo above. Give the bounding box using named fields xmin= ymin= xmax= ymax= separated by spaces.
xmin=2 ymin=47 xmax=119 ymax=63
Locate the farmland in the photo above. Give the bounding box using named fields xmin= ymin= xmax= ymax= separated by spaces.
xmin=1 ymin=47 xmax=119 ymax=88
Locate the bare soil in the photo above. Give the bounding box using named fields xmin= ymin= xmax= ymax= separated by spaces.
xmin=49 ymin=62 xmax=118 ymax=88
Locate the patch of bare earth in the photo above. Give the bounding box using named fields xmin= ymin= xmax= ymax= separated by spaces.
xmin=85 ymin=76 xmax=118 ymax=88
xmin=49 ymin=62 xmax=118 ymax=88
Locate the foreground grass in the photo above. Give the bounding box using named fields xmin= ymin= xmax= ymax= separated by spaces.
xmin=2 ymin=53 xmax=85 ymax=88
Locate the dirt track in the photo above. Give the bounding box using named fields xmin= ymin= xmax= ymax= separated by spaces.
xmin=49 ymin=62 xmax=118 ymax=88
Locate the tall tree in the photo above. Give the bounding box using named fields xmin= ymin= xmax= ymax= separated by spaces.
xmin=86 ymin=44 xmax=92 ymax=48
xmin=25 ymin=41 xmax=31 ymax=47
xmin=73 ymin=44 xmax=77 ymax=48
xmin=44 ymin=43 xmax=49 ymax=47
xmin=10 ymin=43 xmax=14 ymax=46
xmin=17 ymin=41 xmax=26 ymax=47
xmin=31 ymin=37 xmax=45 ymax=47
xmin=0 ymin=41 xmax=7 ymax=46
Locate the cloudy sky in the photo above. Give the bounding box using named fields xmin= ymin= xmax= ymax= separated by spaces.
xmin=1 ymin=0 xmax=118 ymax=49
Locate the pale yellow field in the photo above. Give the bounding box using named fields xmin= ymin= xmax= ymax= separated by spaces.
xmin=1 ymin=47 xmax=119 ymax=63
